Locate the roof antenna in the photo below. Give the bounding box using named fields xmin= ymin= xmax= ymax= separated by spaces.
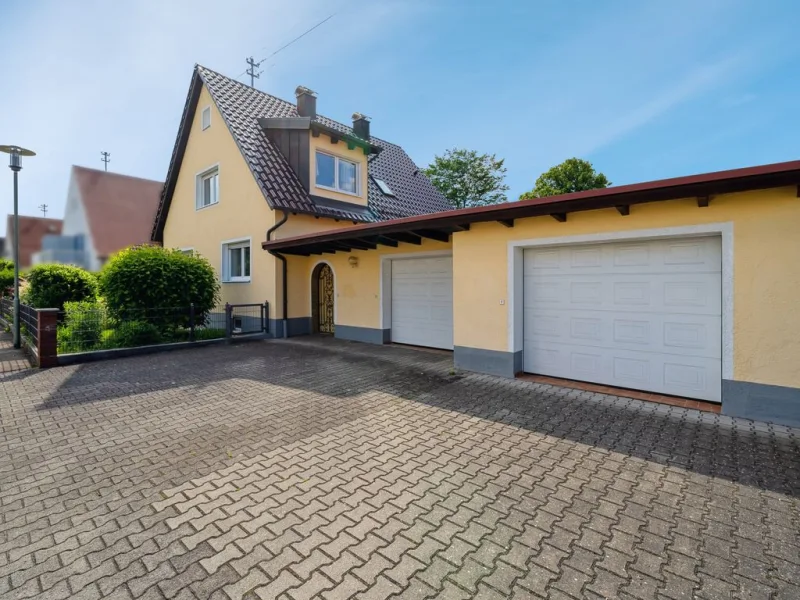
xmin=101 ymin=151 xmax=111 ymax=172
xmin=246 ymin=57 xmax=262 ymax=88
xmin=38 ymin=204 xmax=48 ymax=218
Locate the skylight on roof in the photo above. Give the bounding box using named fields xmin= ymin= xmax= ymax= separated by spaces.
xmin=373 ymin=178 xmax=395 ymax=197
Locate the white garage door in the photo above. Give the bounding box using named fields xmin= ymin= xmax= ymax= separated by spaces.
xmin=523 ymin=237 xmax=722 ymax=402
xmin=391 ymin=256 xmax=454 ymax=350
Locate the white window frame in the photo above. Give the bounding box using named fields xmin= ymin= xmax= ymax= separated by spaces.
xmin=221 ymin=237 xmax=251 ymax=283
xmin=201 ymin=106 xmax=211 ymax=130
xmin=315 ymin=150 xmax=360 ymax=196
xmin=196 ymin=165 xmax=219 ymax=210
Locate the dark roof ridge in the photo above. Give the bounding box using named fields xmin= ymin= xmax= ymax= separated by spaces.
xmin=195 ymin=63 xmax=404 ymax=150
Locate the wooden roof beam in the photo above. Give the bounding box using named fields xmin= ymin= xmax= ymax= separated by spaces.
xmin=697 ymin=195 xmax=710 ymax=207
xmin=616 ymin=205 xmax=630 ymax=216
xmin=413 ymin=229 xmax=451 ymax=243
xmin=550 ymin=213 xmax=567 ymax=223
xmin=361 ymin=236 xmax=398 ymax=248
xmin=384 ymin=232 xmax=422 ymax=245
xmin=498 ymin=219 xmax=514 ymax=227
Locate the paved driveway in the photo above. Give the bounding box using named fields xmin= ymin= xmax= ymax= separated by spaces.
xmin=1 ymin=338 xmax=799 ymax=600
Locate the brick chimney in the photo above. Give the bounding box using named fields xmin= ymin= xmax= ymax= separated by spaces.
xmin=295 ymin=86 xmax=317 ymax=118
xmin=352 ymin=113 xmax=370 ymax=140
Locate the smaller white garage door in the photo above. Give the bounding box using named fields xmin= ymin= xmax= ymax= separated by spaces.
xmin=391 ymin=257 xmax=454 ymax=350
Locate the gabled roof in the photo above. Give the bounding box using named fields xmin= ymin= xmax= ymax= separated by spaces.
xmin=72 ymin=166 xmax=163 ymax=258
xmin=5 ymin=215 xmax=62 ymax=268
xmin=152 ymin=65 xmax=451 ymax=241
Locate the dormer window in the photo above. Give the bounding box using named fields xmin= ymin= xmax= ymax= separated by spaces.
xmin=315 ymin=151 xmax=358 ymax=195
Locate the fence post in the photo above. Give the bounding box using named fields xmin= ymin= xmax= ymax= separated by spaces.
xmin=189 ymin=303 xmax=195 ymax=342
xmin=225 ymin=303 xmax=232 ymax=339
xmin=37 ymin=308 xmax=59 ymax=368
xmin=264 ymin=301 xmax=269 ymax=334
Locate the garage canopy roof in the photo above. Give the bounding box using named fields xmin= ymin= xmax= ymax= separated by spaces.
xmin=262 ymin=160 xmax=800 ymax=256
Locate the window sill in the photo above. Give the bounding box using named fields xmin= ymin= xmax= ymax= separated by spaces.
xmin=315 ymin=184 xmax=360 ymax=198
xmin=223 ymin=278 xmax=251 ymax=284
xmin=195 ymin=201 xmax=219 ymax=211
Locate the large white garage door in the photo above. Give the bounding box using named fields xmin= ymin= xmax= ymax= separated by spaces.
xmin=391 ymin=256 xmax=454 ymax=350
xmin=523 ymin=237 xmax=722 ymax=401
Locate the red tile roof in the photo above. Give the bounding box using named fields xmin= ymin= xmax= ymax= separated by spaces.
xmin=5 ymin=216 xmax=63 ymax=268
xmin=73 ymin=166 xmax=163 ymax=258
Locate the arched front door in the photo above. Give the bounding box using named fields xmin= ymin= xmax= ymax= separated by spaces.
xmin=312 ymin=263 xmax=335 ymax=334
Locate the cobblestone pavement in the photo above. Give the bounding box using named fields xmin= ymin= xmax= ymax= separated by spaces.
xmin=1 ymin=337 xmax=799 ymax=600
xmin=0 ymin=331 xmax=31 ymax=376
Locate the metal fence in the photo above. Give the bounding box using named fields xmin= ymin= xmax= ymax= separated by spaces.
xmin=228 ymin=303 xmax=269 ymax=336
xmin=56 ymin=302 xmax=268 ymax=354
xmin=0 ymin=296 xmax=38 ymax=345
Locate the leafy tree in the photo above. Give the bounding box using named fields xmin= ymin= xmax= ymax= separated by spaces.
xmin=520 ymin=158 xmax=610 ymax=200
xmin=24 ymin=264 xmax=98 ymax=311
xmin=99 ymin=245 xmax=220 ymax=330
xmin=425 ymin=148 xmax=509 ymax=209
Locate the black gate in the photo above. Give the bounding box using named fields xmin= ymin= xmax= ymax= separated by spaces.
xmin=224 ymin=303 xmax=268 ymax=336
xmin=314 ymin=263 xmax=335 ymax=334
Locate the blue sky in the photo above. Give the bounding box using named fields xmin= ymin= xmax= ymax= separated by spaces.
xmin=0 ymin=0 xmax=798 ymax=234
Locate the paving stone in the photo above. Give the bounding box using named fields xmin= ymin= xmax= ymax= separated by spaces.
xmin=0 ymin=339 xmax=796 ymax=600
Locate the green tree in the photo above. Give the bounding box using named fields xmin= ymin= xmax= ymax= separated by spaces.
xmin=424 ymin=148 xmax=509 ymax=209
xmin=24 ymin=264 xmax=98 ymax=311
xmin=99 ymin=245 xmax=220 ymax=330
xmin=520 ymin=158 xmax=610 ymax=200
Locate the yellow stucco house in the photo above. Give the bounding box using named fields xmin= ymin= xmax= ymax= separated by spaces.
xmin=152 ymin=65 xmax=453 ymax=336
xmin=153 ymin=65 xmax=800 ymax=427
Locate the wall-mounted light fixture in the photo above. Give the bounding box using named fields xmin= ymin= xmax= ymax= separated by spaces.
xmin=348 ymin=256 xmax=359 ymax=268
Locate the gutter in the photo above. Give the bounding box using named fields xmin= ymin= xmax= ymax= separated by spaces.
xmin=266 ymin=210 xmax=290 ymax=338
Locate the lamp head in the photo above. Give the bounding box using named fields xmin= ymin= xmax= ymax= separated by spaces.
xmin=0 ymin=145 xmax=36 ymax=171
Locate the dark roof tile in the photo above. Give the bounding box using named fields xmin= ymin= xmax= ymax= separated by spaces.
xmin=197 ymin=65 xmax=450 ymax=223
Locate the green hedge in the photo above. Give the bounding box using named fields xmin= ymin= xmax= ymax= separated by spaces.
xmin=57 ymin=300 xmax=104 ymax=354
xmin=99 ymin=246 xmax=220 ymax=330
xmin=24 ymin=264 xmax=98 ymax=311
xmin=0 ymin=269 xmax=13 ymax=297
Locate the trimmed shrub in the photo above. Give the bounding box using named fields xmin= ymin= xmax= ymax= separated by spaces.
xmin=25 ymin=264 xmax=98 ymax=311
xmin=111 ymin=321 xmax=163 ymax=348
xmin=0 ymin=269 xmax=13 ymax=297
xmin=195 ymin=327 xmax=226 ymax=340
xmin=57 ymin=300 xmax=104 ymax=353
xmin=99 ymin=246 xmax=220 ymax=331
xmin=0 ymin=258 xmax=13 ymax=271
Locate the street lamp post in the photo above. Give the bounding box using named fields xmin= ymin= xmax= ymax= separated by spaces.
xmin=0 ymin=145 xmax=36 ymax=349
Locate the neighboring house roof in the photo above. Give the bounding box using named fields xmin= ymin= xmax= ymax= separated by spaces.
xmin=72 ymin=166 xmax=163 ymax=259
xmin=261 ymin=159 xmax=800 ymax=255
xmin=5 ymin=216 xmax=63 ymax=267
xmin=152 ymin=65 xmax=452 ymax=241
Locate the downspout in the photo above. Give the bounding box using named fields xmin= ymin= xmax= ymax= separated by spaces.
xmin=266 ymin=210 xmax=290 ymax=338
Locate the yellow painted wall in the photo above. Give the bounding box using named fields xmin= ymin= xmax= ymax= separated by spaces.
xmin=163 ymin=85 xmax=277 ymax=307
xmin=452 ymin=187 xmax=800 ymax=388
xmin=277 ymin=213 xmax=361 ymax=239
xmin=162 ymin=85 xmax=360 ymax=315
xmin=309 ymin=133 xmax=369 ymax=206
xmin=286 ymin=238 xmax=452 ymax=323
